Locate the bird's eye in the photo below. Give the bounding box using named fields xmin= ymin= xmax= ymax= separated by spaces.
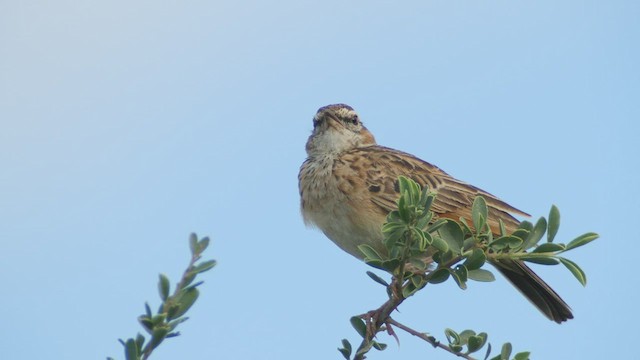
xmin=351 ymin=115 xmax=359 ymax=125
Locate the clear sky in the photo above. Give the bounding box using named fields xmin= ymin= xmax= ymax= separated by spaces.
xmin=1 ymin=1 xmax=638 ymax=359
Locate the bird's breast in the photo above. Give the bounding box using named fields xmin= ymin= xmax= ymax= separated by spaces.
xmin=299 ymin=155 xmax=387 ymax=259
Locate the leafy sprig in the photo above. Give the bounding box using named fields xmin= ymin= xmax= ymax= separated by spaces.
xmin=107 ymin=233 xmax=216 ymax=360
xmin=339 ymin=176 xmax=598 ymax=360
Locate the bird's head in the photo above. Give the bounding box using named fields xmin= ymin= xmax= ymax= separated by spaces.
xmin=305 ymin=104 xmax=376 ymax=157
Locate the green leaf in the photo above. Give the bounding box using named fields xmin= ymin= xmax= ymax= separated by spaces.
xmin=382 ymin=222 xmax=406 ymax=234
xmin=559 ymin=257 xmax=587 ymax=286
xmin=517 ymin=221 xmax=533 ymax=231
xmin=428 ymin=268 xmax=450 ymax=284
xmin=501 ymin=342 xmax=512 ymax=360
xmin=484 ymin=342 xmax=492 ymax=360
xmin=151 ymin=313 xmax=167 ymax=326
xmin=350 ymin=316 xmax=367 ymax=338
xmin=411 ymin=228 xmax=429 ymax=250
xmin=358 ymin=244 xmax=382 ymax=260
xmin=547 ymin=205 xmax=560 ymax=242
xmin=342 ymin=339 xmax=352 ymax=351
xmin=338 ymin=339 xmax=352 ymax=359
xmin=372 ymin=341 xmax=387 ymax=351
xmin=397 ymin=176 xmax=411 ymax=199
xmin=477 ymin=332 xmax=488 ymax=348
xmin=138 ymin=316 xmax=154 ymax=334
xmin=489 ymin=236 xmax=522 ymax=251
xmin=519 ymin=255 xmax=560 ymax=265
xmin=422 ymin=190 xmax=434 ymax=211
xmin=522 ymin=217 xmax=547 ymax=249
xmin=437 ymin=220 xmax=464 ymax=254
xmin=125 ymin=338 xmax=139 ymax=360
xmin=409 ymin=258 xmax=428 ymax=272
xmin=498 ymin=218 xmax=507 ymax=236
xmin=181 ymin=271 xmax=197 ymax=288
xmin=402 ymin=282 xmax=419 ymax=298
xmin=386 ymin=210 xmax=401 ymax=223
xmin=468 ymin=335 xmax=484 ymax=353
xmin=192 ymin=259 xmax=217 ymax=274
xmin=459 ymin=329 xmax=476 ymax=343
xmin=564 ymin=232 xmax=599 ymax=251
xmin=382 ymin=227 xmax=406 ymax=249
xmin=462 ymin=236 xmax=476 ymax=251
xmin=166 ymin=304 xmax=180 ymax=320
xmin=514 ymin=351 xmax=531 ymax=360
xmin=463 ymin=249 xmax=486 ymax=270
xmin=170 ymin=287 xmax=199 ymax=320
xmin=445 ymin=328 xmax=461 ymax=345
xmin=167 ymin=317 xmax=189 ymax=331
xmin=467 ymin=269 xmax=495 ymax=282
xmin=381 ymin=259 xmax=400 ymax=273
xmin=366 ymin=271 xmax=389 ymax=287
xmin=512 ymin=221 xmax=532 ymax=242
xmin=458 ymin=217 xmax=472 ymax=235
xmin=431 ymin=236 xmax=449 ymax=253
xmin=198 ymin=237 xmax=210 ymax=253
xmin=397 ymin=192 xmax=409 ymax=222
xmin=510 ymin=229 xmax=529 ymax=243
xmin=415 ymin=213 xmax=431 ymax=231
xmin=425 ymin=218 xmax=447 ymax=233
xmin=158 ymin=274 xmax=170 ymax=301
xmin=472 ymin=196 xmax=488 ymax=233
xmin=149 ymin=326 xmax=169 ymax=348
xmin=135 ymin=333 xmax=145 ymax=351
xmin=420 ymin=182 xmax=431 ymax=202
xmin=452 ymin=265 xmax=468 ymax=290
xmin=410 ymin=274 xmax=426 ymax=290
xmin=532 ymin=242 xmax=565 ymax=253
xmin=410 ymin=178 xmax=421 ymax=203
xmin=189 ymin=233 xmax=198 ymax=255
xmin=433 ymin=249 xmax=454 ymax=265
xmin=165 ymin=331 xmax=181 ymax=339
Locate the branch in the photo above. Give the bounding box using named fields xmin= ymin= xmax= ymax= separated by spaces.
xmin=387 ymin=319 xmax=476 ymax=360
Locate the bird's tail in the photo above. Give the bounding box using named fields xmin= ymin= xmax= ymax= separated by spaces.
xmin=491 ymin=258 xmax=573 ymax=323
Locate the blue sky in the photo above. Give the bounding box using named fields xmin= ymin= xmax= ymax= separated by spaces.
xmin=1 ymin=1 xmax=638 ymax=359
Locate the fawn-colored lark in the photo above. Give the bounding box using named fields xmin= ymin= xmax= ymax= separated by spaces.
xmin=299 ymin=104 xmax=572 ymax=323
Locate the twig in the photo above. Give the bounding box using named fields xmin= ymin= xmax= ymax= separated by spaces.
xmin=141 ymin=247 xmax=203 ymax=360
xmin=387 ymin=318 xmax=477 ymax=360
xmin=353 ymin=277 xmax=406 ymax=360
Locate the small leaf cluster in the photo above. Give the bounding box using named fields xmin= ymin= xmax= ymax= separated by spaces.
xmin=445 ymin=328 xmax=488 ymax=355
xmin=338 ymin=317 xmax=389 ymax=359
xmin=445 ymin=328 xmax=529 ymax=360
xmin=358 ymin=176 xmax=450 ymax=297
xmin=462 ymin=197 xmax=598 ymax=287
xmin=341 ymin=176 xmax=598 ymax=360
xmin=108 ymin=234 xmax=216 ymax=360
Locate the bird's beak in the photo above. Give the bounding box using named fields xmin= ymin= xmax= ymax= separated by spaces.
xmin=321 ymin=111 xmax=343 ymax=130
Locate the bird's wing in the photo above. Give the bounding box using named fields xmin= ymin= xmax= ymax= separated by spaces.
xmin=340 ymin=145 xmax=529 ymax=233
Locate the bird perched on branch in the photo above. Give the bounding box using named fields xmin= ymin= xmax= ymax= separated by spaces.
xmin=298 ymin=103 xmax=572 ymax=323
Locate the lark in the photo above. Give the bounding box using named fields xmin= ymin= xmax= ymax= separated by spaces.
xmin=298 ymin=103 xmax=572 ymax=323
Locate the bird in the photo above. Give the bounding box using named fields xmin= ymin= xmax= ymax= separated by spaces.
xmin=298 ymin=103 xmax=573 ymax=323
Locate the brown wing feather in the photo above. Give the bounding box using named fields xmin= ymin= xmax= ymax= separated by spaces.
xmin=348 ymin=145 xmax=529 ymax=233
